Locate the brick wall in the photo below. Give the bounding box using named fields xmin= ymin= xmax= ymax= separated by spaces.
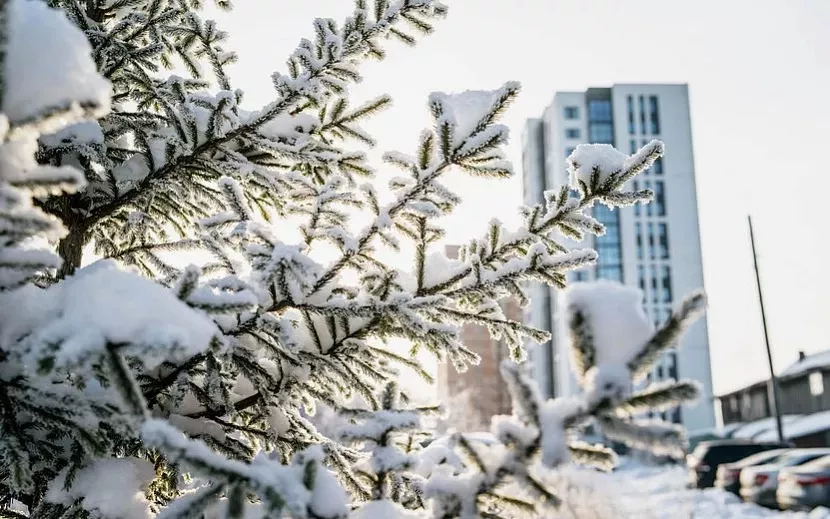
xmin=437 ymin=245 xmax=518 ymax=432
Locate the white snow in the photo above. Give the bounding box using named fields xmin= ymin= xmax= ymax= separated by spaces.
xmin=564 ymin=280 xmax=654 ymax=368
xmin=111 ymin=153 xmax=151 ymax=190
xmin=583 ymin=363 xmax=633 ymax=405
xmin=416 ymin=438 xmax=464 ymax=477
xmin=428 ymin=82 xmax=517 ymax=153
xmin=40 ymin=121 xmax=105 ymax=146
xmin=0 ymin=284 xmax=51 ymax=347
xmin=731 ymin=415 xmax=804 ymax=440
xmin=780 ymin=350 xmax=830 ymax=379
xmin=22 ymin=260 xmax=218 ymax=369
xmin=167 ymin=414 xmax=227 ymax=442
xmin=46 ymin=457 xmax=154 ymax=519
xmin=304 ymin=446 xmax=350 ymax=519
xmin=548 ymin=461 xmax=830 ymax=518
xmin=268 ymin=406 xmax=291 ymax=436
xmin=4 ymin=0 xmax=110 ymax=125
xmin=351 ymin=499 xmax=421 ymax=519
xmin=370 ymin=445 xmax=416 ymax=472
xmin=421 ymin=251 xmax=467 ymax=288
xmin=200 ymin=499 xmax=266 ymax=519
xmin=338 ymin=410 xmax=420 ymax=440
xmin=568 ymin=144 xmax=627 ymax=190
xmin=142 ymin=419 xmax=329 ymax=517
xmin=424 ymin=470 xmax=486 ymax=519
xmin=538 ymin=396 xmax=586 ymax=468
xmin=755 ymin=411 xmax=830 ymax=442
xmin=720 ymin=421 xmax=748 ymax=437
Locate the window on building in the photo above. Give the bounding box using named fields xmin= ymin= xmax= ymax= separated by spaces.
xmin=668 ymin=352 xmax=678 ymax=379
xmin=630 ymin=139 xmax=637 ymax=154
xmin=658 ymin=223 xmax=669 ymax=259
xmin=648 ymin=95 xmax=660 ymax=134
xmin=810 ymin=371 xmax=825 ymax=396
xmin=587 ymin=97 xmax=623 ymax=283
xmin=672 ymin=408 xmax=682 ymax=424
xmin=661 ymin=265 xmax=672 ymax=303
xmin=644 ymin=180 xmax=653 ymax=216
xmin=597 ymin=265 xmax=623 ymax=281
xmin=565 ymin=146 xmax=576 ymax=159
xmin=633 ymin=181 xmax=641 ymax=216
xmin=599 ymin=244 xmax=621 ymax=265
xmin=654 ymin=181 xmax=666 ymax=216
xmin=589 ymin=123 xmax=613 ymax=143
xmin=741 ymin=393 xmax=751 ymax=414
xmin=564 ymin=106 xmax=579 ymax=119
xmin=603 ymin=219 xmax=620 ymax=241
xmin=657 ymin=365 xmax=664 ymax=379
xmin=638 ymin=265 xmax=646 ymax=293
xmin=635 ymin=222 xmax=643 ymax=259
xmin=574 ymin=271 xmax=588 ymax=282
xmin=653 ymin=156 xmax=663 ymax=175
xmin=730 ymin=396 xmax=738 ymax=412
xmin=627 ymin=95 xmax=635 ymax=134
xmin=648 ymin=222 xmax=656 ymax=260
xmin=638 ymin=95 xmax=646 ymax=134
xmin=565 ymin=128 xmax=581 ymax=139
xmin=650 ymin=265 xmax=658 ymax=303
xmin=593 ymin=202 xmax=623 ymax=281
xmin=588 ymin=99 xmax=612 ymax=122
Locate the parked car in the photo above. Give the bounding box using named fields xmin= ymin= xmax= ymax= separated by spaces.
xmin=687 ymin=440 xmax=790 ymax=489
xmin=740 ymin=449 xmax=830 ymax=508
xmin=777 ymin=455 xmax=830 ymax=511
xmin=715 ymin=448 xmax=792 ymax=495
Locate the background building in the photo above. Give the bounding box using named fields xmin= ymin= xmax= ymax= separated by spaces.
xmin=521 ymin=84 xmax=716 ymax=432
xmin=716 ymin=350 xmax=830 ymax=447
xmin=436 ymin=245 xmax=516 ymax=432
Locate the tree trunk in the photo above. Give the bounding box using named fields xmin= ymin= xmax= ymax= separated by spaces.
xmin=57 ymin=225 xmax=85 ymax=279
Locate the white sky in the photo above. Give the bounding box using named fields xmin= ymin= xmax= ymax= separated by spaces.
xmin=205 ymin=0 xmax=830 ymax=395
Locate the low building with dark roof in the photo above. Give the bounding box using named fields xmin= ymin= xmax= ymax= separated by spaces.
xmin=717 ymin=350 xmax=830 ymax=447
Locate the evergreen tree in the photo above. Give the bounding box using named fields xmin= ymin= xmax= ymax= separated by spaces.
xmin=339 ymin=382 xmax=438 ymax=517
xmin=0 ymin=0 xmax=707 ymax=517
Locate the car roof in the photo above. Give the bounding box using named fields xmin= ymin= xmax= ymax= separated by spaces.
xmin=793 ymin=454 xmax=830 ymax=469
xmin=750 ymin=449 xmax=830 ymax=469
xmin=698 ymin=439 xmax=782 ymax=449
xmin=783 ymin=448 xmax=830 ymax=457
xmin=724 ymin=448 xmax=791 ymax=468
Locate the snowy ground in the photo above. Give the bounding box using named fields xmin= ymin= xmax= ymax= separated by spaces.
xmin=546 ymin=461 xmax=830 ymax=518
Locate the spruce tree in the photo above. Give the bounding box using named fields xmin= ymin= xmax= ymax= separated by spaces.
xmin=0 ymin=1 xmax=708 ymax=518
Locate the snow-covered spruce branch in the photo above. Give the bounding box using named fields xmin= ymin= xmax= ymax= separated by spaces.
xmin=0 ymin=0 xmax=715 ymax=517
xmin=421 ymin=141 xmax=662 ymax=299
xmin=141 ymin=419 xmax=348 ymax=519
xmin=73 ymin=0 xmax=450 ymax=242
xmin=153 ymin=83 xmax=527 ymax=417
xmin=135 ymin=88 xmax=663 ymax=461
xmin=282 ymin=81 xmax=524 ymax=301
xmin=418 ymin=282 xmax=707 ymax=518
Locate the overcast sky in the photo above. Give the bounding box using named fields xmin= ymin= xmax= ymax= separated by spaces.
xmin=205 ymin=0 xmax=830 ymax=395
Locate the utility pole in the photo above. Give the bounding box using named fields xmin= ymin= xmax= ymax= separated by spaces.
xmin=748 ymin=215 xmax=785 ymax=443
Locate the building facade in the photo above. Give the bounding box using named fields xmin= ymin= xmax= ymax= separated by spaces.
xmin=436 ymin=245 xmax=516 ymax=432
xmin=719 ymin=350 xmax=830 ymax=426
xmin=521 ymin=84 xmax=716 ymax=432
xmin=717 ymin=350 xmax=830 ymax=447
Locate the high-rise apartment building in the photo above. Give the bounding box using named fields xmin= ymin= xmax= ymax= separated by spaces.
xmin=521 ymin=84 xmax=715 ymax=432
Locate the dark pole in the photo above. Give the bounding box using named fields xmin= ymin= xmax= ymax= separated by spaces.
xmin=748 ymin=215 xmax=785 ymax=443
